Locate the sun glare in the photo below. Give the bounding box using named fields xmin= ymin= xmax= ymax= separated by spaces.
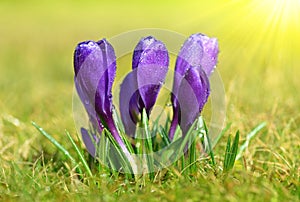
xmin=253 ymin=0 xmax=300 ymax=26
xmin=208 ymin=0 xmax=300 ymax=69
xmin=244 ymin=0 xmax=300 ymax=66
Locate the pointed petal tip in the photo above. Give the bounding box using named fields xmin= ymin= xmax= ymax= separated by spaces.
xmin=133 ymin=36 xmax=169 ymax=69
xmin=175 ymin=33 xmax=219 ymax=78
xmin=191 ymin=33 xmax=219 ymax=72
xmin=96 ymin=38 xmax=110 ymax=48
xmin=74 ymin=40 xmax=99 ymax=76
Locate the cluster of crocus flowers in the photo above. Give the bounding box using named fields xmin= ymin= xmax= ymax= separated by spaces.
xmin=73 ymin=33 xmax=219 ymax=159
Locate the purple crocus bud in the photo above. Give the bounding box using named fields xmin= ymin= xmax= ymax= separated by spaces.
xmin=74 ymin=41 xmax=103 ymax=133
xmin=74 ymin=39 xmax=130 ymax=157
xmin=177 ymin=66 xmax=210 ymax=136
xmin=74 ymin=39 xmax=116 ymax=124
xmin=120 ymin=36 xmax=169 ymax=136
xmin=134 ymin=36 xmax=169 ymax=115
xmin=169 ymin=33 xmax=218 ymax=140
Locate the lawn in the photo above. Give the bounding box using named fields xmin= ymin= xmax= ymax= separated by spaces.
xmin=0 ymin=0 xmax=299 ymax=201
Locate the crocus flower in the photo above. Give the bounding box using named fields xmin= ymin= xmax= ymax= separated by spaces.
xmin=169 ymin=33 xmax=219 ymax=140
xmin=74 ymin=41 xmax=104 ymax=134
xmin=120 ymin=36 xmax=169 ymax=136
xmin=74 ymin=39 xmax=130 ymax=157
xmin=73 ymin=33 xmax=217 ymax=165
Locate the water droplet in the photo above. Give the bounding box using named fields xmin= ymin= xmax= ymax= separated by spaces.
xmin=166 ymin=103 xmax=172 ymax=107
xmin=159 ymin=81 xmax=164 ymax=85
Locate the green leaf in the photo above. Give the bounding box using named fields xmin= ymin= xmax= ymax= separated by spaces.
xmin=229 ymin=131 xmax=239 ymax=168
xmin=103 ymin=128 xmax=134 ymax=178
xmin=223 ymin=135 xmax=231 ymax=171
xmin=213 ymin=122 xmax=232 ymax=147
xmin=98 ymin=129 xmax=107 ymax=165
xmin=236 ymin=122 xmax=266 ymax=160
xmin=202 ymin=119 xmax=215 ymax=166
xmin=141 ymin=109 xmax=154 ymax=179
xmin=159 ymin=126 xmax=170 ymax=146
xmin=223 ymin=131 xmax=240 ymax=172
xmin=173 ymin=118 xmax=198 ymax=162
xmin=188 ymin=138 xmax=196 ymax=173
xmin=65 ymin=130 xmax=93 ymax=178
xmin=31 ymin=121 xmax=83 ymax=175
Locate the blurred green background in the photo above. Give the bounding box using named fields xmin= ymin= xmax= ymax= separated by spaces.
xmin=0 ymin=0 xmax=299 ymax=158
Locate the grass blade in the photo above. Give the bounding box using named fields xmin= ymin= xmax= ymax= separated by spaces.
xmin=159 ymin=125 xmax=170 ymax=146
xmin=142 ymin=109 xmax=154 ymax=179
xmin=223 ymin=131 xmax=240 ymax=172
xmin=236 ymin=122 xmax=266 ymax=160
xmin=223 ymin=135 xmax=231 ymax=171
xmin=202 ymin=119 xmax=216 ymax=166
xmin=229 ymin=131 xmax=239 ymax=169
xmin=98 ymin=129 xmax=107 ymax=165
xmin=31 ymin=121 xmax=83 ymax=175
xmin=65 ymin=130 xmax=93 ymax=178
xmin=174 ymin=119 xmax=198 ymax=161
xmin=213 ymin=122 xmax=232 ymax=147
xmin=188 ymin=138 xmax=196 ymax=173
xmin=103 ymin=128 xmax=134 ymax=177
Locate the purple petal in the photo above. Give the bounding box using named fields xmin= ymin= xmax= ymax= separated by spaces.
xmin=81 ymin=127 xmax=98 ymax=157
xmin=75 ymin=80 xmax=103 ymax=133
xmin=74 ymin=40 xmax=105 ymax=132
xmin=177 ymin=66 xmax=210 ymax=136
xmin=132 ymin=36 xmax=157 ymax=69
xmin=119 ymin=36 xmax=169 ymax=137
xmin=176 ymin=33 xmax=218 ymax=77
xmin=196 ymin=34 xmax=219 ymax=77
xmin=134 ymin=36 xmax=169 ymax=114
xmin=169 ymin=33 xmax=218 ymax=140
xmin=119 ymin=71 xmax=139 ymax=136
xmin=73 ymin=39 xmax=116 ymax=126
xmin=172 ymin=33 xmax=218 ymax=98
xmin=74 ymin=40 xmax=98 ymax=76
xmin=74 ymin=39 xmax=131 ymax=156
xmin=94 ymin=39 xmax=116 ymax=121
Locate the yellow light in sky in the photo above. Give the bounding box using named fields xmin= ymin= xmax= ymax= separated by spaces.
xmin=252 ymin=0 xmax=300 ymax=27
xmin=210 ymin=0 xmax=300 ymax=70
xmin=245 ymin=0 xmax=300 ymax=66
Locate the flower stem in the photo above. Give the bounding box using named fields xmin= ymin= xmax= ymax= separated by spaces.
xmin=106 ymin=119 xmax=138 ymax=174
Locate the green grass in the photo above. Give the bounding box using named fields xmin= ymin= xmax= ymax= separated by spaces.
xmin=0 ymin=0 xmax=299 ymax=201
